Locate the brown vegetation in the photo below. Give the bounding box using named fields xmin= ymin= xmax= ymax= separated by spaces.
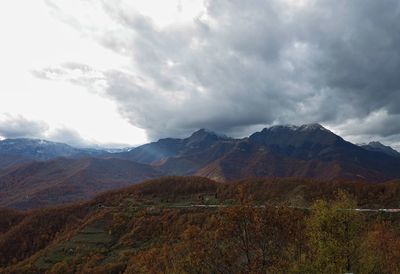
xmin=1 ymin=176 xmax=400 ymax=273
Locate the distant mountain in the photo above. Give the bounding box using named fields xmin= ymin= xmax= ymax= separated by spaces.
xmin=0 ymin=157 xmax=163 ymax=210
xmin=115 ymin=128 xmax=230 ymax=164
xmin=360 ymin=141 xmax=400 ymax=158
xmin=120 ymin=124 xmax=400 ymax=182
xmin=0 ymin=138 xmax=109 ymax=169
xmin=195 ymin=124 xmax=400 ymax=182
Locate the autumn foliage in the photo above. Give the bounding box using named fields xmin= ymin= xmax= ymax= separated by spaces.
xmin=1 ymin=177 xmax=400 ymax=273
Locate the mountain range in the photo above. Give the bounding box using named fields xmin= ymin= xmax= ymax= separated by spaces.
xmin=1 ymin=123 xmax=400 ymax=209
xmin=0 ymin=138 xmax=109 ymax=169
xmin=116 ymin=124 xmax=400 ymax=181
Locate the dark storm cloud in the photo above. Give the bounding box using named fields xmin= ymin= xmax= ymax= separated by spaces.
xmin=41 ymin=0 xmax=400 ymax=144
xmin=95 ymin=0 xmax=316 ymax=139
xmin=0 ymin=114 xmax=49 ymax=139
xmin=297 ymin=1 xmax=400 ymax=118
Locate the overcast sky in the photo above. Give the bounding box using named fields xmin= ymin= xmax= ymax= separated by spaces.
xmin=1 ymin=0 xmax=400 ymax=150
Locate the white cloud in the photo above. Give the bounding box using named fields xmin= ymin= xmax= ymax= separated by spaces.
xmin=0 ymin=0 xmax=146 ymax=146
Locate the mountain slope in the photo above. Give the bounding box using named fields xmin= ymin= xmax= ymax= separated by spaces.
xmin=115 ymin=129 xmax=230 ymax=164
xmin=0 ymin=157 xmax=163 ymax=210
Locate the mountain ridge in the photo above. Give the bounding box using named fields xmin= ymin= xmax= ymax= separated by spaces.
xmin=123 ymin=123 xmax=400 ymax=182
xmin=1 ymin=123 xmax=400 ymax=210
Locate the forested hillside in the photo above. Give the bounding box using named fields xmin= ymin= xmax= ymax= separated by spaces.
xmin=1 ymin=177 xmax=400 ymax=273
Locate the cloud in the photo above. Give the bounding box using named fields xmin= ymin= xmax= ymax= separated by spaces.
xmin=39 ymin=0 xmax=400 ymax=146
xmin=46 ymin=127 xmax=89 ymax=147
xmin=0 ymin=114 xmax=49 ymax=139
xmin=0 ymin=114 xmax=95 ymax=148
xmin=32 ymin=62 xmax=106 ymax=90
xmin=335 ymin=110 xmax=400 ymax=138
